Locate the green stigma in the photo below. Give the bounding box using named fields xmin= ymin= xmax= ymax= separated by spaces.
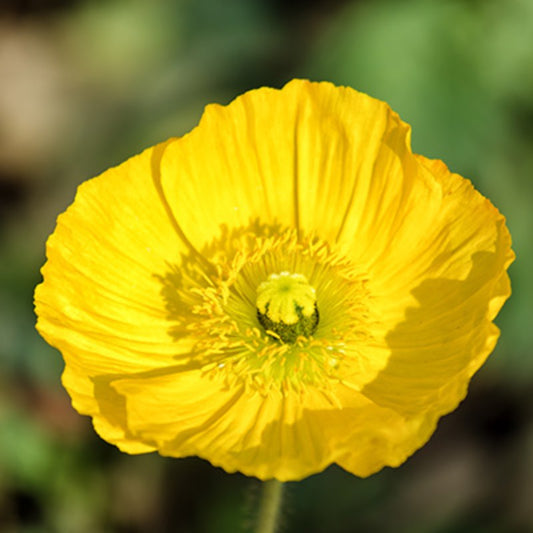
xmin=256 ymin=271 xmax=319 ymax=343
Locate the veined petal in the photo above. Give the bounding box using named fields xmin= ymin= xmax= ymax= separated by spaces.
xmin=62 ymin=365 xmax=156 ymax=453
xmin=361 ymin=157 xmax=513 ymax=416
xmin=157 ymin=80 xmax=416 ymax=250
xmin=102 ymin=369 xmax=431 ymax=480
xmin=35 ymin=139 xmax=196 ymax=378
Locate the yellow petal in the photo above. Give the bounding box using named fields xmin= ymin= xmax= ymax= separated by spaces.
xmin=35 ymin=139 xmax=196 ymax=378
xmin=157 ymin=80 xmax=411 ymax=249
xmin=361 ymin=156 xmax=514 ymax=416
xmin=100 ymin=369 xmax=430 ymax=480
xmin=62 ymin=365 xmax=155 ymax=453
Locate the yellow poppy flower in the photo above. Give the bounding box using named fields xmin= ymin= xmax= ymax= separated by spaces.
xmin=34 ymin=79 xmax=514 ymax=481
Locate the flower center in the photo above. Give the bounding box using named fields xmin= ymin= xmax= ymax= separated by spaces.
xmin=256 ymin=271 xmax=319 ymax=343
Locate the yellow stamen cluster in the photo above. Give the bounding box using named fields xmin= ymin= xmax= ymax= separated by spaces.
xmin=160 ymin=224 xmax=374 ymax=397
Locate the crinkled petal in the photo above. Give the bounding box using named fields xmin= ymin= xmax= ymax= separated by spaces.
xmin=35 ymin=140 xmax=197 ymax=398
xmin=100 ymin=369 xmax=435 ymax=480
xmin=158 ymin=80 xmax=412 ymax=249
xmin=361 ymin=156 xmax=514 ymax=416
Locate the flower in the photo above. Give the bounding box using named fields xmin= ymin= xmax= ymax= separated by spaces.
xmin=34 ymin=79 xmax=514 ymax=481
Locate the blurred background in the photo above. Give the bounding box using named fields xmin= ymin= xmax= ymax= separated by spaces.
xmin=1 ymin=0 xmax=532 ymax=531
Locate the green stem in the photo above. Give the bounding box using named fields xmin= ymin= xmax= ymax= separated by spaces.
xmin=256 ymin=480 xmax=284 ymax=533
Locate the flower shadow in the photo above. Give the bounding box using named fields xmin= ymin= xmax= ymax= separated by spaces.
xmin=361 ymin=245 xmax=511 ymax=418
xmin=153 ymin=217 xmax=286 ymax=345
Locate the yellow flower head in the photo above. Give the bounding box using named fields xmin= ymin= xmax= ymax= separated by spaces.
xmin=34 ymin=80 xmax=514 ymax=481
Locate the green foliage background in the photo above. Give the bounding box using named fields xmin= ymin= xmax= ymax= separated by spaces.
xmin=1 ymin=0 xmax=532 ymax=531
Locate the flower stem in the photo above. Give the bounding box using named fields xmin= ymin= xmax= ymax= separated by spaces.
xmin=256 ymin=480 xmax=284 ymax=533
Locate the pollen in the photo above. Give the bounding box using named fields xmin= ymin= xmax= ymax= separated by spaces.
xmin=256 ymin=271 xmax=319 ymax=343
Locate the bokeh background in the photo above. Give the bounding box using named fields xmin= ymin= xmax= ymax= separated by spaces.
xmin=1 ymin=0 xmax=532 ymax=531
